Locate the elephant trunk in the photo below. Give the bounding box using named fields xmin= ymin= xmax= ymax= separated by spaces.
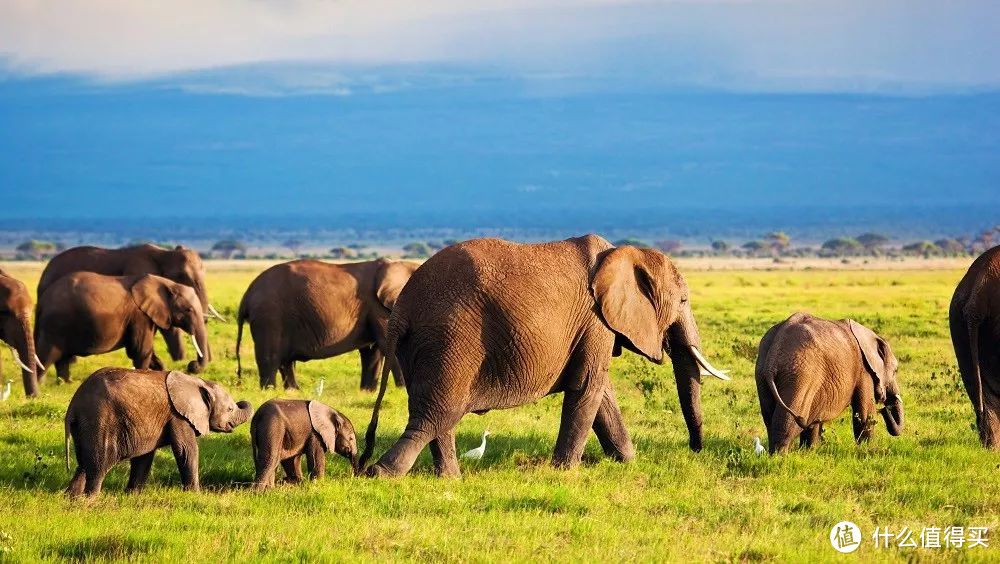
xmin=230 ymin=401 xmax=253 ymax=429
xmin=880 ymin=383 xmax=904 ymax=436
xmin=185 ymin=322 xmax=210 ymax=374
xmin=6 ymin=315 xmax=39 ymax=397
xmin=667 ymin=306 xmax=712 ymax=452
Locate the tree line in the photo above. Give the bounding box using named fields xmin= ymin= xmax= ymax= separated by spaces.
xmin=9 ymin=227 xmax=1000 ymax=260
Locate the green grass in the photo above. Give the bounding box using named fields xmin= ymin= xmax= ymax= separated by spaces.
xmin=1 ymin=263 xmax=997 ymax=562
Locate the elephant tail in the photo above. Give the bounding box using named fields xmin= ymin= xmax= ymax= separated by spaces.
xmin=963 ymin=277 xmax=990 ymax=419
xmin=235 ymin=298 xmax=247 ymax=383
xmin=64 ymin=417 xmax=73 ymax=473
xmin=764 ymin=369 xmax=810 ymax=430
xmin=966 ymin=312 xmax=985 ymax=419
xmin=356 ymin=357 xmax=392 ymax=475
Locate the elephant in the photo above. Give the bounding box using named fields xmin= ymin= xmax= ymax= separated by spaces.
xmin=755 ymin=312 xmax=904 ymax=453
xmin=0 ymin=269 xmax=40 ymax=397
xmin=250 ymin=399 xmax=358 ymax=489
xmin=236 ymin=258 xmax=419 ymax=390
xmin=64 ymin=367 xmax=253 ymax=497
xmin=950 ymin=245 xmax=1000 ymax=449
xmin=37 ymin=244 xmax=224 ymax=363
xmin=358 ymin=235 xmax=729 ymax=478
xmin=35 ymin=273 xmax=211 ymax=381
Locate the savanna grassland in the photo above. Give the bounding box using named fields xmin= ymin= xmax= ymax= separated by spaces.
xmin=0 ymin=259 xmax=997 ymax=562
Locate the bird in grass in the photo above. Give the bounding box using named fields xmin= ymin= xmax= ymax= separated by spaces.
xmin=314 ymin=377 xmax=325 ymax=398
xmin=753 ymin=436 xmax=766 ymax=456
xmin=1 ymin=381 xmax=11 ymax=402
xmin=461 ymin=430 xmax=491 ymax=460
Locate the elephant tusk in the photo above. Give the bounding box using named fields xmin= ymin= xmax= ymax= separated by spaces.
xmin=9 ymin=347 xmax=32 ymax=372
xmin=689 ymin=346 xmax=730 ymax=381
xmin=207 ymin=304 xmax=227 ymax=322
xmin=35 ymin=353 xmax=45 ymax=368
xmin=190 ymin=334 xmax=205 ymax=359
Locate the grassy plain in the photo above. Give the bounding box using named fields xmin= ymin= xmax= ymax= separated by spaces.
xmin=0 ymin=258 xmax=997 ymax=562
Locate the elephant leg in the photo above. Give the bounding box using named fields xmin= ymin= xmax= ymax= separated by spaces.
xmin=168 ymin=419 xmax=201 ymax=491
xmin=552 ymin=369 xmax=607 ymax=469
xmin=256 ymin=357 xmax=279 ymax=389
xmin=591 ymin=384 xmax=635 ymax=462
xmin=253 ymin=443 xmax=281 ymax=490
xmin=161 ymin=326 xmax=186 ymax=362
xmin=279 ymin=363 xmax=299 ymax=391
xmin=126 ymin=451 xmax=156 ymax=492
xmin=368 ymin=417 xmax=439 ymax=478
xmin=851 ymin=386 xmax=876 ymax=444
xmin=149 ymin=354 xmax=165 ymax=371
xmin=83 ymin=466 xmax=109 ymax=497
xmin=55 ymin=358 xmax=72 ymax=383
xmin=768 ymin=409 xmax=803 ymax=454
xmin=66 ymin=468 xmax=86 ymax=498
xmin=800 ymin=424 xmax=822 ymax=448
xmin=429 ymin=427 xmax=461 ymax=478
xmin=359 ymin=345 xmax=382 ymax=391
xmin=305 ymin=438 xmax=326 ymax=480
xmin=281 ymin=456 xmax=304 ymax=483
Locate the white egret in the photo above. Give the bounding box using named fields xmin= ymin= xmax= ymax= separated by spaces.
xmin=753 ymin=436 xmax=766 ymax=456
xmin=461 ymin=430 xmax=491 ymax=460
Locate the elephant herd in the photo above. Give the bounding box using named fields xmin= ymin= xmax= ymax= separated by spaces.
xmin=0 ymin=237 xmax=998 ymax=497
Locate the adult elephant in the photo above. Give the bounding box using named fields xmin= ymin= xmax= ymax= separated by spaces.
xmin=358 ymin=235 xmax=729 ymax=477
xmin=951 ymin=245 xmax=1000 ymax=449
xmin=35 ymin=273 xmax=210 ymax=380
xmin=236 ymin=258 xmax=419 ymax=390
xmin=0 ymin=269 xmax=40 ymax=397
xmin=37 ymin=244 xmax=224 ymax=362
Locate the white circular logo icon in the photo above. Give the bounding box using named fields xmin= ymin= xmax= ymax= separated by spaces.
xmin=830 ymin=521 xmax=862 ymax=553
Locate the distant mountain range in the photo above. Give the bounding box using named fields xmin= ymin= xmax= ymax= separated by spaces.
xmin=1 ymin=71 xmax=998 ymax=243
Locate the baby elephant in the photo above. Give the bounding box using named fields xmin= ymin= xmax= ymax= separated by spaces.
xmin=251 ymin=399 xmax=358 ymax=489
xmin=756 ymin=313 xmax=904 ymax=453
xmin=65 ymin=367 xmax=253 ymax=497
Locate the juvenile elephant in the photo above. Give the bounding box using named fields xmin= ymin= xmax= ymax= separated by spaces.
xmin=359 ymin=235 xmax=728 ymax=478
xmin=251 ymin=399 xmax=358 ymax=489
xmin=64 ymin=367 xmax=253 ymax=497
xmin=756 ymin=312 xmax=904 ymax=453
xmin=36 ymin=273 xmax=210 ymax=381
xmin=38 ymin=244 xmax=224 ymax=363
xmin=951 ymin=245 xmax=1000 ymax=449
xmin=236 ymin=259 xmax=418 ymax=390
xmin=0 ymin=269 xmax=40 ymax=397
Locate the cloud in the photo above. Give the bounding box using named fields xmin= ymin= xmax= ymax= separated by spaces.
xmin=1 ymin=0 xmax=998 ymax=92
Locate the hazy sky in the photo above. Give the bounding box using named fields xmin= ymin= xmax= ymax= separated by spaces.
xmin=2 ymin=0 xmax=998 ymax=93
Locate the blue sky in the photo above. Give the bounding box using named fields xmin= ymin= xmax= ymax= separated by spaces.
xmin=2 ymin=0 xmax=999 ymax=93
xmin=0 ymin=1 xmax=998 ymax=238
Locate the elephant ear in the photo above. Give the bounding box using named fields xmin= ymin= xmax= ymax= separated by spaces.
xmin=130 ymin=275 xmax=171 ymax=330
xmin=308 ymin=401 xmax=337 ymax=452
xmin=166 ymin=370 xmax=210 ymax=436
xmin=591 ymin=247 xmax=663 ymax=363
xmin=374 ymin=261 xmax=415 ymax=311
xmin=848 ymin=320 xmax=887 ymax=399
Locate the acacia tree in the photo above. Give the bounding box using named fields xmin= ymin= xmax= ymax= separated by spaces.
xmin=856 ymin=233 xmax=889 ymax=254
xmin=212 ymin=239 xmax=247 ymax=259
xmin=283 ymin=239 xmax=303 ymax=257
xmin=711 ymin=240 xmax=730 ymax=255
xmin=821 ymin=237 xmax=862 ymax=257
xmin=654 ymin=240 xmax=682 ymax=254
xmin=16 ymin=240 xmax=59 ymax=260
xmin=764 ymin=231 xmax=791 ymax=256
xmin=402 ymin=242 xmax=432 ymax=259
xmin=742 ymin=240 xmax=767 ymax=257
